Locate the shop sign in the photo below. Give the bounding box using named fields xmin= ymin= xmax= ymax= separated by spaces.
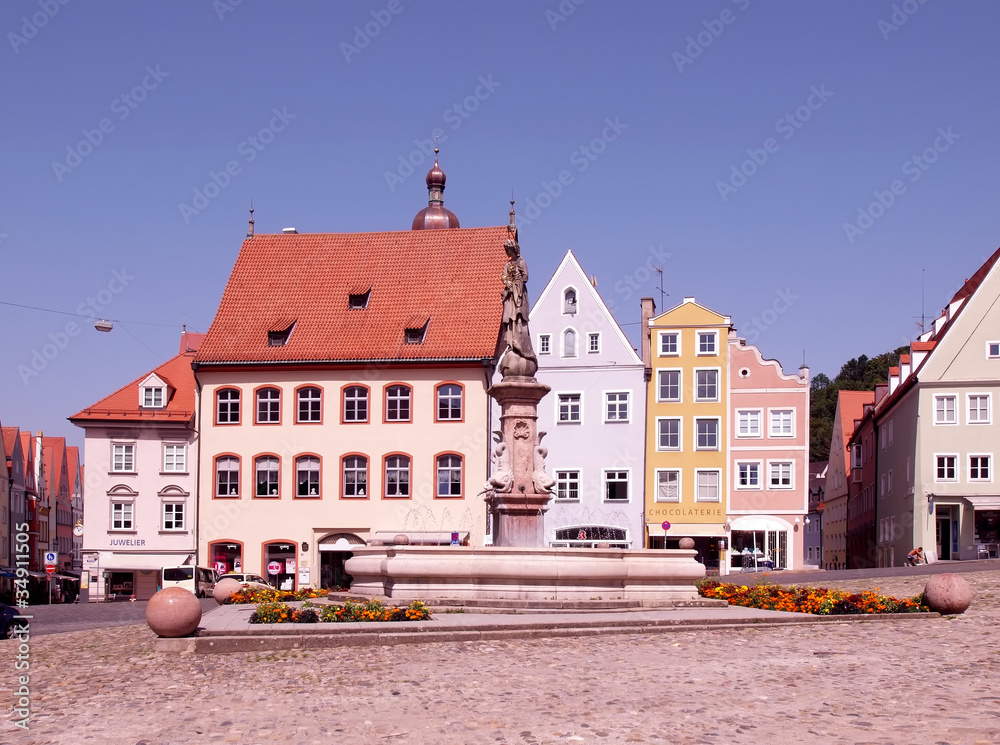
xmin=266 ymin=560 xmax=282 ymax=575
xmin=285 ymin=558 xmax=296 ymax=574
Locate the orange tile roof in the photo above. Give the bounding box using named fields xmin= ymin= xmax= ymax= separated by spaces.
xmin=66 ymin=446 xmax=80 ymax=487
xmin=911 ymin=341 xmax=936 ymax=351
xmin=951 ymin=246 xmax=1000 ymax=303
xmin=179 ymin=331 xmax=206 ymax=354
xmin=195 ymin=227 xmax=510 ymax=365
xmin=837 ymin=390 xmax=875 ymax=469
xmin=69 ymin=352 xmax=197 ymax=423
xmin=41 ymin=437 xmax=65 ymax=498
xmin=2 ymin=427 xmax=19 ymax=459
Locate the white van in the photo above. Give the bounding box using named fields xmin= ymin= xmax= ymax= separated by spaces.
xmin=161 ymin=566 xmax=217 ymax=598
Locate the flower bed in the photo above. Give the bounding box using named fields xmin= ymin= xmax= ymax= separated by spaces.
xmin=223 ymin=587 xmax=326 ymax=605
xmin=697 ymin=580 xmax=928 ymax=615
xmin=248 ymin=599 xmax=432 ymax=624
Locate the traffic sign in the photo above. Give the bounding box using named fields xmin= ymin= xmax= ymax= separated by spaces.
xmin=44 ymin=551 xmax=57 ymax=564
xmin=661 ymin=521 xmax=671 ymax=531
xmin=45 ymin=565 xmax=56 ymax=575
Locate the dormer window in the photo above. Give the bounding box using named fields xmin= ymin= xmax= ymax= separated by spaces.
xmin=405 ymin=319 xmax=428 ymax=345
xmin=267 ymin=322 xmax=295 ymax=347
xmin=563 ymin=288 xmax=577 ymax=315
xmin=349 ymin=290 xmax=371 ymax=310
xmin=142 ymin=386 xmax=165 ymax=408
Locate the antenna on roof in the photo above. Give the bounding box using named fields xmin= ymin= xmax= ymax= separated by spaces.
xmin=913 ymin=268 xmax=925 ymax=333
xmin=247 ymin=199 xmax=255 ymax=239
xmin=652 ymin=264 xmax=667 ymax=308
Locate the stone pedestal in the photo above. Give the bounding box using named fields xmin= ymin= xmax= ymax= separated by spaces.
xmin=488 ymin=376 xmax=552 ymax=547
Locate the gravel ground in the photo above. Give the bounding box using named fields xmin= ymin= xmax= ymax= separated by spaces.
xmin=1 ymin=570 xmax=998 ymax=745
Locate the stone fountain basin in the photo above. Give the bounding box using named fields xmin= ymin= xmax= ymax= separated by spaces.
xmin=345 ymin=546 xmax=705 ymax=602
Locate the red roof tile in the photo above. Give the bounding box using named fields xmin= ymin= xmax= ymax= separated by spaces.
xmin=2 ymin=427 xmax=19 ymax=459
xmin=42 ymin=437 xmax=65 ymax=498
xmin=836 ymin=390 xmax=875 ymax=470
xmin=911 ymin=341 xmax=936 ymax=351
xmin=195 ymin=227 xmax=511 ymax=365
xmin=179 ymin=331 xmax=206 ymax=354
xmin=69 ymin=352 xmax=197 ymax=423
xmin=66 ymin=446 xmax=80 ymax=487
xmin=951 ymin=246 xmax=1000 ymax=303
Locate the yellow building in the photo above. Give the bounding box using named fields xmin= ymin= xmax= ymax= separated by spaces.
xmin=642 ymin=297 xmax=730 ymax=563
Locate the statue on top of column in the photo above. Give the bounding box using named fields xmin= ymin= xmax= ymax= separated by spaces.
xmin=495 ymin=202 xmax=537 ymax=378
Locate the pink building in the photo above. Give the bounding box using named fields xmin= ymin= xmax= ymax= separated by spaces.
xmin=726 ymin=333 xmax=810 ymax=571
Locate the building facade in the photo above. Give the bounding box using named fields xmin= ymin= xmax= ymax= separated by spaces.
xmin=875 ymin=248 xmax=1000 ymax=564
xmin=523 ymin=250 xmax=645 ymax=548
xmin=71 ymin=351 xmax=199 ymax=600
xmin=823 ymin=390 xmax=873 ymax=570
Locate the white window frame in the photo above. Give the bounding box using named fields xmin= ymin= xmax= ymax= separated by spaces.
xmin=256 ymin=387 xmax=281 ymax=424
xmin=297 ymin=386 xmax=322 ymax=423
xmin=112 ymin=443 xmax=135 ymax=473
xmin=658 ymin=331 xmax=680 ymax=357
xmin=967 ymin=393 xmax=991 ymax=424
xmin=603 ymin=469 xmax=629 ymax=502
xmin=694 ymin=417 xmax=720 ymax=451
xmin=735 ymin=461 xmax=762 ymax=490
xmin=162 ymin=444 xmax=187 ymax=473
xmin=887 ymin=419 xmax=894 ymax=446
xmin=736 ymin=409 xmax=762 ymax=438
xmin=656 ymin=369 xmax=681 ymax=403
xmin=562 ymin=287 xmax=578 ymax=315
xmin=695 ymin=469 xmax=721 ymax=502
xmin=385 ymin=385 xmax=411 ymax=422
xmin=694 ymin=368 xmax=720 ymax=403
xmin=161 ymin=502 xmax=185 ymax=531
xmin=110 ymin=501 xmax=135 ymax=531
xmin=436 ymin=384 xmax=463 ymax=421
xmin=654 ymin=469 xmax=681 ymax=502
xmin=538 ymin=334 xmax=551 ymax=355
xmin=604 ymin=391 xmax=630 ymax=423
xmin=767 ymin=461 xmax=794 ymax=490
xmin=296 ymin=456 xmax=321 ymax=497
xmin=969 ymin=454 xmax=992 ymax=482
xmin=555 ymin=470 xmax=580 ymax=501
xmin=343 ymin=455 xmax=368 ymax=498
xmin=987 ymin=341 xmax=1000 ymax=359
xmin=142 ymin=386 xmax=165 ymax=408
xmin=588 ymin=332 xmax=601 ymax=354
xmin=557 ymin=392 xmax=582 ymax=424
xmin=384 ymin=455 xmax=410 ymax=498
xmin=656 ymin=417 xmax=681 ymax=451
xmin=768 ymin=408 xmax=794 ymax=438
xmin=934 ymin=453 xmax=958 ymax=482
xmin=436 ymin=455 xmax=463 ymax=498
xmin=934 ymin=395 xmax=957 ymax=425
xmin=887 ymin=469 xmax=893 ymax=495
xmin=215 ymin=456 xmax=240 ymax=497
xmin=343 ymin=386 xmax=369 ymax=422
xmin=696 ymin=330 xmax=718 ymax=356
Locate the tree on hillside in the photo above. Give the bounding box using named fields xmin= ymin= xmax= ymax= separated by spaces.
xmin=809 ymin=346 xmax=909 ymax=461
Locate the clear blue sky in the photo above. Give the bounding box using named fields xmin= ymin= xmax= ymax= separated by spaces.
xmin=3 ymin=1 xmax=998 ymax=450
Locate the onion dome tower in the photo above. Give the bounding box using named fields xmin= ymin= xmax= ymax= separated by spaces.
xmin=411 ymin=149 xmax=460 ymax=230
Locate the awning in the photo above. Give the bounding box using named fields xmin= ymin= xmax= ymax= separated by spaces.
xmin=729 ymin=516 xmax=794 ymax=532
xmin=372 ymin=531 xmax=470 ymax=546
xmin=647 ymin=522 xmax=726 ymax=538
xmin=965 ymin=496 xmax=1000 ymax=511
xmin=0 ymin=569 xmax=16 ymax=578
xmin=55 ymin=574 xmax=79 ymax=581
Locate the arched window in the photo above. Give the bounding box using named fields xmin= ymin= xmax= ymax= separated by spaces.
xmin=563 ymin=288 xmax=577 ymax=315
xmin=296 ymin=456 xmax=321 ymax=497
xmin=296 ymin=386 xmax=322 ymax=423
xmin=255 ymin=387 xmax=281 ymax=424
xmin=384 ymin=455 xmax=410 ymax=498
xmin=385 ymin=385 xmax=411 ymax=422
xmin=255 ymin=456 xmax=280 ymax=497
xmin=563 ymin=329 xmax=577 ymax=357
xmin=343 ymin=386 xmax=369 ymax=422
xmin=215 ymin=456 xmax=240 ymax=497
xmin=343 ymin=455 xmax=368 ymax=497
xmin=436 ymin=454 xmax=463 ymax=498
xmin=216 ymin=388 xmax=241 ymax=424
xmin=436 ymin=383 xmax=463 ymax=421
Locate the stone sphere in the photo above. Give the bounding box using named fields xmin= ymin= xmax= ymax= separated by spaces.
xmin=213 ymin=577 xmax=243 ymax=605
xmin=394 ymin=534 xmax=410 ymax=545
xmin=678 ymin=537 xmax=696 ymax=549
xmin=923 ymin=573 xmax=972 ymax=614
xmin=146 ymin=587 xmax=203 ymax=638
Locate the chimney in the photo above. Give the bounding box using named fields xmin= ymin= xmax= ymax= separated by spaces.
xmin=640 ymin=297 xmax=656 ymax=377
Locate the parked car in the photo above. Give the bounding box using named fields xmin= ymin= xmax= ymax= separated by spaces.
xmin=217 ymin=573 xmax=271 ymax=591
xmin=0 ymin=603 xmax=22 ymax=639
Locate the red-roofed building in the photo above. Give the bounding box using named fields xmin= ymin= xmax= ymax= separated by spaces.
xmin=65 ymin=445 xmax=83 ymax=578
xmin=194 ymin=163 xmax=508 ymax=590
xmin=70 ymin=349 xmax=198 ymax=601
xmin=873 ymin=247 xmax=1000 ymax=564
xmin=823 ymin=390 xmax=875 ymax=569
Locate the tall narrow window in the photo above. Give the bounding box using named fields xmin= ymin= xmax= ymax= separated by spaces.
xmin=555 ymin=471 xmax=580 ymax=500
xmin=658 ymin=370 xmax=680 ymax=402
xmin=563 ymin=329 xmax=577 ymax=357
xmin=563 ymin=288 xmax=577 ymax=314
xmin=385 ymin=455 xmax=410 ymax=498
xmin=436 ymin=455 xmax=463 ymax=497
xmin=343 ymin=456 xmax=368 ymax=497
xmin=386 ymin=385 xmax=411 ymax=422
xmin=437 ymin=384 xmax=462 ymax=421
xmin=297 ymin=387 xmax=322 ymax=423
xmin=255 ymin=456 xmax=280 ymax=497
xmin=163 ymin=444 xmax=186 ymax=473
xmin=695 ymin=419 xmax=719 ymax=450
xmin=296 ymin=456 xmax=321 ymax=497
xmin=344 ymin=386 xmax=368 ymax=422
xmin=256 ymin=387 xmax=281 ymax=424
xmin=112 ymin=444 xmax=135 ymax=473
xmin=216 ymin=456 xmax=240 ymax=497
xmin=538 ymin=334 xmax=551 ymax=354
xmin=216 ymin=388 xmax=240 ymax=424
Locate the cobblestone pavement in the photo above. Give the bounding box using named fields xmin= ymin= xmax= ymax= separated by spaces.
xmin=2 ymin=571 xmax=1000 ymax=745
